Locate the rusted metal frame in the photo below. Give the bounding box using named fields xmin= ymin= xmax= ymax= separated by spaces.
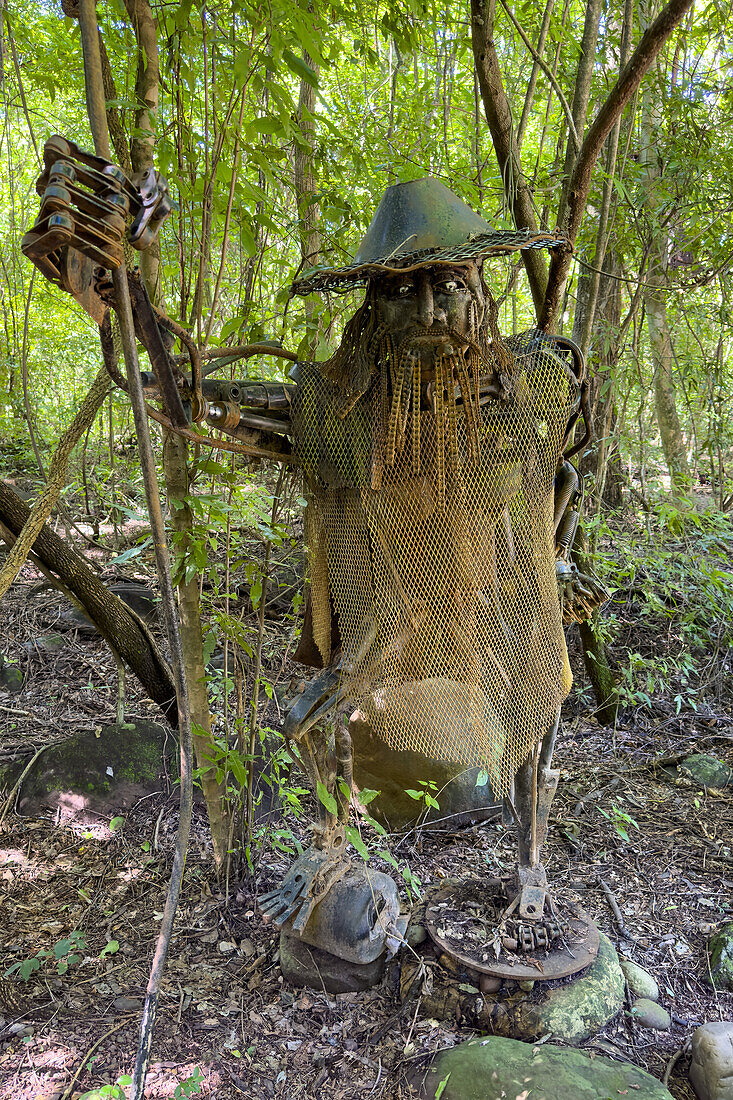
xmin=425 ymin=879 xmax=600 ymax=980
xmin=76 ymin=6 xmax=192 ymax=1100
xmin=155 ymin=310 xmax=203 ymax=403
xmin=121 ymin=275 xmax=188 ymax=428
xmin=550 ymin=333 xmax=591 ymax=459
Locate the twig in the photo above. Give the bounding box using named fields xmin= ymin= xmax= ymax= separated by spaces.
xmin=0 ymin=745 xmax=50 ymax=824
xmin=0 ymin=704 xmax=33 ymax=718
xmin=60 ymin=1019 xmax=129 ymax=1100
xmin=662 ymin=1038 xmax=691 ymax=1086
xmin=598 ymin=877 xmax=640 ymax=944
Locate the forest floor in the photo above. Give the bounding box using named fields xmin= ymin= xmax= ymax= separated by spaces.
xmin=1 ymin=533 xmax=733 ymax=1100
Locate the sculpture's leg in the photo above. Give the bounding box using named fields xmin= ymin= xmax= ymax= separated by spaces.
xmin=512 ymin=710 xmax=561 ymax=920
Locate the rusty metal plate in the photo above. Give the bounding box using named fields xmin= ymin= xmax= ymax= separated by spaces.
xmin=425 ymin=878 xmax=599 ymax=982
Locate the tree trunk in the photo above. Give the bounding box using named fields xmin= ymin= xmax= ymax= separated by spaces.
xmin=0 ymin=366 xmax=110 ymax=599
xmin=293 ymin=55 xmax=323 ymax=355
xmin=124 ymin=0 xmax=229 ymax=864
xmin=639 ymin=69 xmax=691 ymax=494
xmin=539 ymin=0 xmax=697 ymax=329
xmin=0 ymin=479 xmax=177 ymax=723
xmin=573 ymin=533 xmax=619 ymax=725
xmin=123 ymin=0 xmax=161 ymax=296
xmin=163 ymin=431 xmax=230 ymax=864
xmin=470 ymin=0 xmax=548 ymax=317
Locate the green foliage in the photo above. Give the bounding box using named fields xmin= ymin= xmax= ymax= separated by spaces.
xmin=77 ymin=1068 xmax=204 ymax=1100
xmin=405 ymin=779 xmax=440 ymax=811
xmin=581 ymin=508 xmax=733 ymax=711
xmin=598 ymin=802 xmax=640 ymax=843
xmin=78 ymin=1076 xmax=132 ymax=1100
xmin=4 ymin=930 xmax=87 ymax=981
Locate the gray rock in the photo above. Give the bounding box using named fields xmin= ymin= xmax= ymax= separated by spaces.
xmin=708 ymin=925 xmax=733 ymax=991
xmin=113 ymin=996 xmax=143 ymax=1013
xmin=630 ymin=998 xmax=671 ymax=1031
xmin=279 ymin=930 xmax=386 ymax=994
xmin=14 ymin=721 xmax=173 ymax=822
xmin=0 ymin=655 xmax=23 ymax=692
xmin=679 ymin=754 xmax=733 ymax=791
xmin=620 ymin=958 xmax=660 ymax=1001
xmin=415 ymin=1035 xmax=675 ymax=1099
xmin=689 ymin=1021 xmax=733 ymax=1100
xmin=350 ymin=708 xmax=500 ymax=829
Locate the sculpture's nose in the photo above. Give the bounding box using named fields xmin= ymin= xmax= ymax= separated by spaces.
xmin=416 ymin=278 xmax=434 ymax=328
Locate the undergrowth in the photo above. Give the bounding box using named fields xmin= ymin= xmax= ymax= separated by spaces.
xmin=582 ymin=502 xmax=733 ymax=714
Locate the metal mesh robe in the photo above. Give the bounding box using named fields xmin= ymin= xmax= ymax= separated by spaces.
xmin=291 ymin=332 xmax=576 ymax=795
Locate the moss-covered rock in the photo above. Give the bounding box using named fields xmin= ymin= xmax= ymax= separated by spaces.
xmin=494 ymin=932 xmax=624 ymax=1043
xmin=707 ymin=923 xmax=733 ymax=990
xmin=14 ymin=721 xmax=174 ymax=821
xmin=679 ymin=754 xmax=733 ymax=791
xmin=403 ymin=932 xmax=624 ymax=1044
xmin=620 ymin=959 xmax=659 ymax=1001
xmin=0 ymin=655 xmax=23 ymax=692
xmin=416 ymin=1035 xmax=674 ymax=1099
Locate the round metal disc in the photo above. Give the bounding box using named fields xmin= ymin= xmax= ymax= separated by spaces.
xmin=425 ymin=879 xmax=599 ymax=982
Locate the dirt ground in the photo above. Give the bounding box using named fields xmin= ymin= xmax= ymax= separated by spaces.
xmin=1 ymin=556 xmax=732 ymax=1100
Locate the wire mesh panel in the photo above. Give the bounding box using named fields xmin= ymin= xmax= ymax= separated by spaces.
xmin=292 ymin=329 xmax=577 ymax=795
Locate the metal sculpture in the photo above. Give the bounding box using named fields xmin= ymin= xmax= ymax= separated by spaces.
xmin=24 ymin=151 xmax=609 ymax=983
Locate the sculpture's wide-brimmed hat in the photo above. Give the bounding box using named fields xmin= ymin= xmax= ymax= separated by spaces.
xmin=291 ymin=177 xmax=566 ymax=296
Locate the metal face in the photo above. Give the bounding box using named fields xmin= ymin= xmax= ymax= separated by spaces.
xmin=425 ymin=879 xmax=600 ymax=982
xmin=375 ymin=265 xmax=480 ymax=370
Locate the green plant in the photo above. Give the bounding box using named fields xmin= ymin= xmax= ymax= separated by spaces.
xmin=79 ymin=1076 xmax=132 ymax=1100
xmin=174 ymin=1068 xmax=205 ymax=1097
xmin=599 ymin=802 xmax=640 ymax=843
xmin=405 ymin=779 xmax=440 ymax=812
xmin=4 ymin=930 xmax=87 ymax=981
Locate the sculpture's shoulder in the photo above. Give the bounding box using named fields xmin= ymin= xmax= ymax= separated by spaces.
xmin=505 ymin=328 xmax=582 ymax=413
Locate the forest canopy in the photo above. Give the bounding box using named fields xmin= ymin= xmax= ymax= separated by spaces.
xmin=0 ymin=0 xmax=731 ymax=510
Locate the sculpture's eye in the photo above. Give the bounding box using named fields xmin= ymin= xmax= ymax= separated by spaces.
xmin=436 ymin=277 xmax=466 ymax=294
xmin=397 ymin=283 xmax=414 ymax=296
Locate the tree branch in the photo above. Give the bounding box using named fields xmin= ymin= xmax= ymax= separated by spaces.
xmin=540 ymin=0 xmax=696 ymax=328
xmin=498 ymin=0 xmax=578 ymax=153
xmin=470 ymin=0 xmax=548 ymax=316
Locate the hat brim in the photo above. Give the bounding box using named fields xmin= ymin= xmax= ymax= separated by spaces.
xmin=291 ymin=229 xmax=568 ymax=296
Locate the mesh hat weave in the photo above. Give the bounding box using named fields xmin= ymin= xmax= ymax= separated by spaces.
xmin=291 ymin=177 xmax=567 ymax=296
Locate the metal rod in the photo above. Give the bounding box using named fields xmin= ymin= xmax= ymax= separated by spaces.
xmin=77 ymin=4 xmax=194 ymax=1098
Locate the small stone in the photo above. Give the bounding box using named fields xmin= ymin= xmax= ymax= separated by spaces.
xmin=24 ymin=632 xmax=66 ymax=654
xmin=218 ymin=940 xmax=237 ymax=954
xmin=620 ymin=959 xmax=660 ymax=1001
xmin=240 ymin=938 xmax=256 ymax=958
xmin=519 ymin=980 xmax=535 ymax=992
xmin=480 ymin=975 xmax=501 ymax=993
xmin=113 ymin=996 xmax=143 ymax=1012
xmin=708 ymin=925 xmax=733 ymax=991
xmin=630 ymin=997 xmax=671 ymax=1031
xmin=406 ymin=922 xmax=427 ymax=948
xmin=6 ymin=1022 xmax=33 ymax=1037
xmin=679 ymin=754 xmax=733 ymax=791
xmin=689 ymin=1021 xmax=733 ymax=1100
